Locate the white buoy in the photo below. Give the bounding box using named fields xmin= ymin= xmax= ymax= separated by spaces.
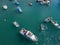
xmin=2 ymin=5 xmax=8 ymax=10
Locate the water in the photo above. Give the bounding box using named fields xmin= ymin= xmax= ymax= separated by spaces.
xmin=0 ymin=0 xmax=60 ymax=45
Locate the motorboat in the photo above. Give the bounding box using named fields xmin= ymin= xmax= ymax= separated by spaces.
xmin=14 ymin=0 xmax=19 ymax=5
xmin=13 ymin=21 xmax=19 ymax=27
xmin=44 ymin=17 xmax=52 ymax=23
xmin=36 ymin=0 xmax=50 ymax=5
xmin=41 ymin=24 xmax=47 ymax=30
xmin=17 ymin=6 xmax=23 ymax=13
xmin=28 ymin=2 xmax=32 ymax=6
xmin=19 ymin=28 xmax=38 ymax=42
xmin=51 ymin=20 xmax=60 ymax=29
xmin=2 ymin=5 xmax=8 ymax=10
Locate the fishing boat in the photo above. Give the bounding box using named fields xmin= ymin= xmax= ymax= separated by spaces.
xmin=19 ymin=28 xmax=38 ymax=42
xmin=17 ymin=6 xmax=23 ymax=13
xmin=51 ymin=20 xmax=60 ymax=29
xmin=13 ymin=21 xmax=19 ymax=27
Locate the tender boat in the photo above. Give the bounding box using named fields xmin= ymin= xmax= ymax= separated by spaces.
xmin=13 ymin=21 xmax=19 ymax=27
xmin=51 ymin=20 xmax=60 ymax=29
xmin=17 ymin=6 xmax=23 ymax=13
xmin=19 ymin=28 xmax=38 ymax=42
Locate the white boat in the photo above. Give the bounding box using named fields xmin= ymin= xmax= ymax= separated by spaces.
xmin=17 ymin=6 xmax=23 ymax=13
xmin=36 ymin=0 xmax=50 ymax=5
xmin=51 ymin=20 xmax=60 ymax=29
xmin=44 ymin=17 xmax=52 ymax=23
xmin=13 ymin=21 xmax=19 ymax=27
xmin=19 ymin=28 xmax=38 ymax=42
xmin=2 ymin=5 xmax=8 ymax=10
xmin=14 ymin=0 xmax=19 ymax=5
xmin=41 ymin=24 xmax=47 ymax=30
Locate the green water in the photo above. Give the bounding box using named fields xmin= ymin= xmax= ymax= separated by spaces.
xmin=0 ymin=0 xmax=60 ymax=45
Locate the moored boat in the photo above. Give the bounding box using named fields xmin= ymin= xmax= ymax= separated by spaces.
xmin=51 ymin=20 xmax=60 ymax=29
xmin=14 ymin=0 xmax=19 ymax=5
xmin=13 ymin=21 xmax=19 ymax=27
xmin=17 ymin=6 xmax=23 ymax=13
xmin=36 ymin=0 xmax=50 ymax=5
xmin=41 ymin=24 xmax=48 ymax=30
xmin=44 ymin=17 xmax=52 ymax=23
xmin=19 ymin=28 xmax=38 ymax=42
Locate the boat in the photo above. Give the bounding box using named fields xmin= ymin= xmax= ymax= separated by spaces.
xmin=2 ymin=5 xmax=8 ymax=10
xmin=13 ymin=21 xmax=19 ymax=27
xmin=36 ymin=0 xmax=50 ymax=5
xmin=19 ymin=28 xmax=38 ymax=42
xmin=14 ymin=0 xmax=19 ymax=5
xmin=51 ymin=20 xmax=60 ymax=29
xmin=28 ymin=2 xmax=32 ymax=6
xmin=41 ymin=24 xmax=47 ymax=30
xmin=44 ymin=17 xmax=52 ymax=23
xmin=17 ymin=6 xmax=23 ymax=13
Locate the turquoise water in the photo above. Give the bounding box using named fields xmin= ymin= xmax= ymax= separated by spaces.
xmin=0 ymin=0 xmax=60 ymax=45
